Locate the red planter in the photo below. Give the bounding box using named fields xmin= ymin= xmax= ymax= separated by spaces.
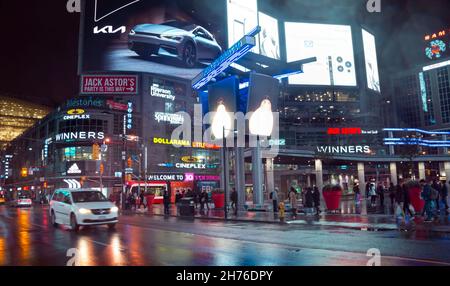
xmin=212 ymin=193 xmax=225 ymax=209
xmin=145 ymin=195 xmax=155 ymax=208
xmin=408 ymin=187 xmax=425 ymax=213
xmin=323 ymin=191 xmax=342 ymax=211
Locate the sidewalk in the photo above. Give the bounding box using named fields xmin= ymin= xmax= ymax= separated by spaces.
xmin=122 ymin=204 xmax=450 ymax=233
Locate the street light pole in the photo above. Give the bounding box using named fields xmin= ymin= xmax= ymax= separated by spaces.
xmin=223 ymin=126 xmax=228 ymax=220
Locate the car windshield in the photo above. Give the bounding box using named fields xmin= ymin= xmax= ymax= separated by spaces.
xmin=71 ymin=191 xmax=107 ymax=203
xmin=18 ymin=196 xmax=30 ymax=199
xmin=161 ymin=20 xmax=196 ymax=31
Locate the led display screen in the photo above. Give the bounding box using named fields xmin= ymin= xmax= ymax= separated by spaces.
xmin=362 ymin=29 xmax=381 ymax=92
xmin=258 ymin=12 xmax=280 ymax=60
xmin=226 ymin=0 xmax=259 ymax=53
xmin=285 ymin=22 xmax=357 ymax=86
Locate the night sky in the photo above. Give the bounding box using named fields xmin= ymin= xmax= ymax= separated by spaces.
xmin=0 ymin=0 xmax=449 ymax=108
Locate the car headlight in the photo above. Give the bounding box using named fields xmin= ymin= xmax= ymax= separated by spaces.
xmin=129 ymin=29 xmax=136 ymax=35
xmin=111 ymin=207 xmax=119 ymax=213
xmin=161 ymin=34 xmax=183 ymax=41
xmin=78 ymin=208 xmax=91 ymax=215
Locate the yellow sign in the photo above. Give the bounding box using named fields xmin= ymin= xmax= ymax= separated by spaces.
xmin=153 ymin=137 xmax=191 ymax=147
xmin=67 ymin=109 xmax=85 ymax=115
xmin=181 ymin=156 xmax=203 ymax=163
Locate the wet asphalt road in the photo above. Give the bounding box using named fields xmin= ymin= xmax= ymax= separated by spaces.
xmin=1 ymin=205 xmax=450 ymax=266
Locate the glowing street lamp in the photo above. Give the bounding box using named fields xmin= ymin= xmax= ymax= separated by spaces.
xmin=211 ymin=101 xmax=233 ymax=140
xmin=249 ymin=98 xmax=274 ymax=136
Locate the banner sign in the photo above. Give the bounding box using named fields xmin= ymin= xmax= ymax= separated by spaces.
xmin=81 ymin=75 xmax=138 ymax=94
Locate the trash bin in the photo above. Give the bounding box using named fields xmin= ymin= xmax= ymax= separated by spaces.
xmin=179 ymin=198 xmax=195 ymax=217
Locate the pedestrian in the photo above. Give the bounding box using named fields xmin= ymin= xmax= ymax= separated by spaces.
xmin=432 ymin=180 xmax=442 ymax=214
xmin=420 ymin=180 xmax=437 ymax=222
xmin=441 ymin=181 xmax=449 ymax=214
xmin=206 ymin=190 xmax=211 ymax=210
xmin=289 ymin=187 xmax=298 ymax=219
xmin=200 ymin=189 xmax=207 ymax=211
xmin=270 ymin=187 xmax=279 ymax=213
xmin=163 ymin=190 xmax=171 ymax=215
xmin=377 ymin=183 xmax=385 ymax=208
xmin=402 ymin=182 xmax=413 ymax=217
xmin=175 ymin=190 xmax=182 ymax=204
xmin=389 ymin=183 xmax=396 ymax=211
xmin=304 ymin=187 xmax=314 ymax=215
xmin=230 ymin=188 xmax=238 ymax=215
xmin=313 ymin=186 xmax=321 ymax=215
xmin=139 ymin=190 xmax=147 ymax=210
xmin=369 ymin=183 xmax=377 ymax=207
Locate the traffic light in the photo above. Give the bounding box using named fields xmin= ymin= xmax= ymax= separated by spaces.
xmin=99 ymin=163 xmax=104 ymax=175
xmin=126 ymin=174 xmax=132 ymax=182
xmin=92 ymin=143 xmax=100 ymax=161
xmin=21 ymin=168 xmax=28 ymax=177
xmin=127 ymin=157 xmax=132 ymax=168
xmin=43 ymin=181 xmax=48 ymax=189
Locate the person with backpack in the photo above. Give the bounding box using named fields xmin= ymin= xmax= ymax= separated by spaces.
xmin=420 ymin=179 xmax=437 ymax=222
xmin=270 ymin=188 xmax=279 ymax=213
xmin=313 ymin=186 xmax=321 ymax=215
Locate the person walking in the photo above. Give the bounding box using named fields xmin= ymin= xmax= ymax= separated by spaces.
xmin=304 ymin=187 xmax=314 ymax=215
xmin=421 ymin=180 xmax=437 ymax=222
xmin=200 ymin=189 xmax=208 ymax=211
xmin=139 ymin=190 xmax=147 ymax=210
xmin=312 ymin=186 xmax=321 ymax=215
xmin=377 ymin=183 xmax=385 ymax=208
xmin=441 ymin=181 xmax=449 ymax=214
xmin=163 ymin=190 xmax=171 ymax=215
xmin=271 ymin=188 xmax=279 ymax=213
xmin=230 ymin=188 xmax=238 ymax=215
xmin=389 ymin=182 xmax=396 ymax=212
xmin=369 ymin=183 xmax=377 ymax=207
xmin=289 ymin=187 xmax=298 ymax=219
xmin=402 ymin=182 xmax=414 ymax=217
xmin=432 ymin=180 xmax=442 ymax=214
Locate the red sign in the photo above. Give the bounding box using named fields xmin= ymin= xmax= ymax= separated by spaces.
xmin=327 ymin=128 xmax=362 ymax=135
xmin=106 ymin=100 xmax=128 ymax=111
xmin=81 ymin=75 xmax=138 ymax=94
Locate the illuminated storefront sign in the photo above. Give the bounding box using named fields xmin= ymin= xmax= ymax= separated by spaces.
xmin=327 ymin=128 xmax=378 ymax=135
xmin=127 ymin=101 xmax=133 ymax=130
xmin=66 ymin=97 xmax=105 ymax=109
xmin=181 ymin=156 xmax=203 ymax=163
xmin=81 ymin=75 xmax=138 ymax=95
xmin=424 ymin=28 xmax=450 ymax=41
xmin=55 ymin=132 xmax=105 ymax=142
xmin=195 ymin=175 xmax=220 ymax=181
xmin=106 ymin=100 xmax=128 ymax=111
xmin=153 ymin=137 xmax=191 ymax=147
xmin=424 ymin=28 xmax=450 ymax=60
xmin=268 ymin=139 xmax=286 ymax=146
xmin=153 ymin=137 xmax=221 ymax=150
xmin=317 ymin=146 xmax=371 ymax=154
xmin=64 ymin=109 xmax=90 ymax=120
xmin=154 ymin=112 xmax=184 ymax=125
xmin=148 ymin=173 xmax=185 ymax=182
xmin=67 ymin=163 xmax=82 ymax=175
xmin=158 ymin=163 xmax=218 ymax=169
xmin=150 ymin=84 xmax=176 ymax=101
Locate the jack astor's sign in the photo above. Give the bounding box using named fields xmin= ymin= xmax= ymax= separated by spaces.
xmin=317 ymin=145 xmax=371 ymax=154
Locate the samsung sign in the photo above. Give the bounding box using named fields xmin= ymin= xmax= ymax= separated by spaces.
xmin=55 ymin=132 xmax=105 ymax=142
xmin=317 ymin=145 xmax=371 ymax=154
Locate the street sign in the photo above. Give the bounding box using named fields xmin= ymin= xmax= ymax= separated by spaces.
xmin=81 ymin=75 xmax=138 ymax=95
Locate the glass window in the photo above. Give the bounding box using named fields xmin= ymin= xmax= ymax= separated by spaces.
xmin=71 ymin=191 xmax=107 ymax=203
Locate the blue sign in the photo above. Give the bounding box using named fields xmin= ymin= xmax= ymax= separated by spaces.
xmin=127 ymin=101 xmax=133 ymax=130
xmin=192 ymin=28 xmax=260 ymax=90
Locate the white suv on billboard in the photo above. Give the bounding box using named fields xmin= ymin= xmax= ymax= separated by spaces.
xmin=49 ymin=189 xmax=119 ymax=231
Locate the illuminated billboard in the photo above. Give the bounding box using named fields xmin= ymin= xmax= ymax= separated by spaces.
xmin=424 ymin=28 xmax=450 ymax=60
xmin=258 ymin=12 xmax=280 ymax=60
xmin=362 ymin=29 xmax=381 ymax=92
xmin=80 ymin=0 xmax=228 ymax=80
xmin=226 ymin=0 xmax=259 ymax=53
xmin=285 ymin=22 xmax=357 ymax=86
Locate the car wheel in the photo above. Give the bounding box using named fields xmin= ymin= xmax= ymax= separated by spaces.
xmin=135 ymin=48 xmax=152 ymax=59
xmin=51 ymin=210 xmax=58 ymax=227
xmin=70 ymin=213 xmax=79 ymax=232
xmin=183 ymin=42 xmax=196 ymax=68
xmin=107 ymin=224 xmax=116 ymax=230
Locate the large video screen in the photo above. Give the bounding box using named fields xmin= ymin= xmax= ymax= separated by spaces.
xmin=258 ymin=12 xmax=281 ymax=60
xmin=80 ymin=0 xmax=227 ymax=80
xmin=226 ymin=0 xmax=259 ymax=53
xmin=285 ymin=22 xmax=357 ymax=86
xmin=362 ymin=29 xmax=381 ymax=92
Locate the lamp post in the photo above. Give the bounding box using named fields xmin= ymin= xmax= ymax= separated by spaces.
xmin=223 ymin=126 xmax=228 ymax=220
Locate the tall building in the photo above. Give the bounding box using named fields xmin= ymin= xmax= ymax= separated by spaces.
xmin=0 ymin=95 xmax=50 ymax=149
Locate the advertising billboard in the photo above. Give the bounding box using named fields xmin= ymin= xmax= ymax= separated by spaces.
xmin=424 ymin=27 xmax=450 ymax=60
xmin=285 ymin=22 xmax=357 ymax=87
xmin=258 ymin=12 xmax=280 ymax=60
xmin=80 ymin=0 xmax=227 ymax=80
xmin=362 ymin=29 xmax=381 ymax=92
xmin=226 ymin=0 xmax=259 ymax=53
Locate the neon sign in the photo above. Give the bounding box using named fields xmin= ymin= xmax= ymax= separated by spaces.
xmin=425 ymin=40 xmax=446 ymax=59
xmin=154 ymin=112 xmax=184 ymax=125
xmin=317 ymin=146 xmax=371 ymax=154
xmin=150 ymin=84 xmax=175 ymax=101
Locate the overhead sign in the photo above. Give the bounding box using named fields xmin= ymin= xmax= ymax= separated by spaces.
xmin=148 ymin=173 xmax=185 ymax=182
xmin=327 ymin=128 xmax=379 ymax=135
xmin=107 ymin=100 xmax=128 ymax=111
xmin=64 ymin=109 xmax=90 ymax=120
xmin=81 ymin=75 xmax=138 ymax=94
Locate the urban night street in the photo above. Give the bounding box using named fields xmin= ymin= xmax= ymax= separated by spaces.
xmin=2 ymin=0 xmax=450 ymax=273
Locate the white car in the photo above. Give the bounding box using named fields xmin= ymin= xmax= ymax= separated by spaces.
xmin=49 ymin=189 xmax=119 ymax=231
xmin=12 ymin=195 xmax=32 ymax=208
